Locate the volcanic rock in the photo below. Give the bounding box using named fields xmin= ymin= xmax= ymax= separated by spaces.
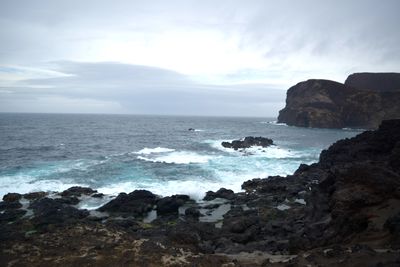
xmin=345 ymin=72 xmax=400 ymax=92
xmin=221 ymin=136 xmax=273 ymax=150
xmin=156 ymin=194 xmax=190 ymax=215
xmin=98 ymin=189 xmax=157 ymax=216
xmin=278 ymin=74 xmax=400 ymax=129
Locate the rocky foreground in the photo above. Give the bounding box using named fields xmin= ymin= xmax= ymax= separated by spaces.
xmin=1 ymin=120 xmax=400 ymax=266
xmin=278 ymin=72 xmax=400 ymax=129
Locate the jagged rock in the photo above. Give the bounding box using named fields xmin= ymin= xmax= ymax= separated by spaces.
xmin=60 ymin=186 xmax=97 ymax=197
xmin=29 ymin=198 xmax=89 ymax=228
xmin=0 ymin=201 xmax=22 ymax=210
xmin=203 ymin=188 xmax=235 ymax=201
xmin=2 ymin=193 xmax=22 ymax=202
xmin=98 ymin=190 xmax=157 ymax=216
xmin=185 ymin=207 xmax=201 ymax=218
xmin=23 ymin=191 xmax=47 ymax=200
xmin=156 ymin=194 xmax=190 ymax=215
xmin=222 ymin=136 xmax=273 ymax=150
xmin=278 ymin=75 xmax=400 ymax=129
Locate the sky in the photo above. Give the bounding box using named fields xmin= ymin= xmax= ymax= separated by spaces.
xmin=0 ymin=0 xmax=399 ymax=117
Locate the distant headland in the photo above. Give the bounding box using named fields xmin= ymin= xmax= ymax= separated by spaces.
xmin=278 ymin=72 xmax=400 ymax=129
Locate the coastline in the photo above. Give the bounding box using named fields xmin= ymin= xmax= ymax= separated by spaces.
xmin=1 ymin=120 xmax=400 ymax=266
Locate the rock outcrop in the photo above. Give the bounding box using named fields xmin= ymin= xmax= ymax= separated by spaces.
xmin=345 ymin=72 xmax=400 ymax=92
xmin=278 ymin=73 xmax=400 ymax=129
xmin=221 ymin=136 xmax=273 ymax=150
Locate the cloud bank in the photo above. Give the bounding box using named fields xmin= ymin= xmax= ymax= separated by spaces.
xmin=0 ymin=0 xmax=399 ymax=116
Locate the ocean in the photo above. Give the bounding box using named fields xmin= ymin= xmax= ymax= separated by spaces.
xmin=0 ymin=113 xmax=362 ymax=203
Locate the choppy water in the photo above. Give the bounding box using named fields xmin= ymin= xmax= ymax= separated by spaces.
xmin=0 ymin=113 xmax=362 ymax=200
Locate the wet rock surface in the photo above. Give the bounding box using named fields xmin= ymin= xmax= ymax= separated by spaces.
xmin=221 ymin=136 xmax=273 ymax=150
xmin=1 ymin=120 xmax=400 ymax=266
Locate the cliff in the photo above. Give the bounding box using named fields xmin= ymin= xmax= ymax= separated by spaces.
xmin=278 ymin=73 xmax=400 ymax=129
xmin=345 ymin=72 xmax=400 ymax=92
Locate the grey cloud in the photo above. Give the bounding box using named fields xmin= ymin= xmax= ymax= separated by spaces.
xmin=1 ymin=61 xmax=285 ymax=116
xmin=0 ymin=0 xmax=399 ymax=115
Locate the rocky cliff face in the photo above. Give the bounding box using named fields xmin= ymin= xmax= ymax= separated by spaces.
xmin=278 ymin=73 xmax=400 ymax=129
xmin=345 ymin=72 xmax=400 ymax=92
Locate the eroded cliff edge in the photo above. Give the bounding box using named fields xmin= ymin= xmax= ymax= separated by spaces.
xmin=278 ymin=73 xmax=400 ymax=129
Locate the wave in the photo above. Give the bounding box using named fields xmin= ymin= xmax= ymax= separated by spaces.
xmin=206 ymin=140 xmax=302 ymax=159
xmin=134 ymin=147 xmax=175 ymax=155
xmin=0 ymin=174 xmax=85 ymax=199
xmin=137 ymin=151 xmax=213 ymax=164
xmin=260 ymin=120 xmax=288 ymax=126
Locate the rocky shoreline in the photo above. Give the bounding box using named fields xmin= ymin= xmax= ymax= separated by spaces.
xmin=1 ymin=120 xmax=400 ymax=266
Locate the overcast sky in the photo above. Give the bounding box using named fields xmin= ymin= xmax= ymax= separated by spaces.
xmin=1 ymin=0 xmax=399 ymax=116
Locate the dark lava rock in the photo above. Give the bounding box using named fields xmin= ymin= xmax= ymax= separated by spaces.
xmin=29 ymin=198 xmax=89 ymax=228
xmin=300 ymin=119 xmax=400 ymax=247
xmin=223 ymin=216 xmax=259 ymax=234
xmin=2 ymin=193 xmax=22 ymax=202
xmin=156 ymin=194 xmax=190 ymax=215
xmin=221 ymin=136 xmax=273 ymax=150
xmin=0 ymin=201 xmax=22 ymax=210
xmin=185 ymin=207 xmax=201 ymax=218
xmin=23 ymin=191 xmax=47 ymax=200
xmin=345 ymin=72 xmax=400 ymax=92
xmin=203 ymin=188 xmax=235 ymax=201
xmin=0 ymin=209 xmax=27 ymax=223
xmin=98 ymin=190 xmax=157 ymax=216
xmin=385 ymin=212 xmax=400 ymax=248
xmin=61 ymin=186 xmax=97 ymax=197
xmin=92 ymin=193 xmax=104 ymax=198
xmin=278 ymin=75 xmax=400 ymax=129
xmin=57 ymin=196 xmax=80 ymax=205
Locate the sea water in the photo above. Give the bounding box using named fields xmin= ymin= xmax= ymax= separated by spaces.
xmin=0 ymin=113 xmax=362 ymax=200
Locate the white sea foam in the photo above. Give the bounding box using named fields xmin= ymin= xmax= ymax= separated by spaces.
xmin=138 ymin=151 xmax=213 ymax=164
xmin=77 ymin=195 xmax=114 ymax=210
xmin=0 ymin=175 xmax=85 ymax=199
xmin=98 ymin=179 xmax=235 ymax=201
xmin=206 ymin=139 xmax=301 ymax=159
xmin=134 ymin=147 xmax=175 ymax=155
xmin=260 ymin=121 xmax=288 ymax=126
